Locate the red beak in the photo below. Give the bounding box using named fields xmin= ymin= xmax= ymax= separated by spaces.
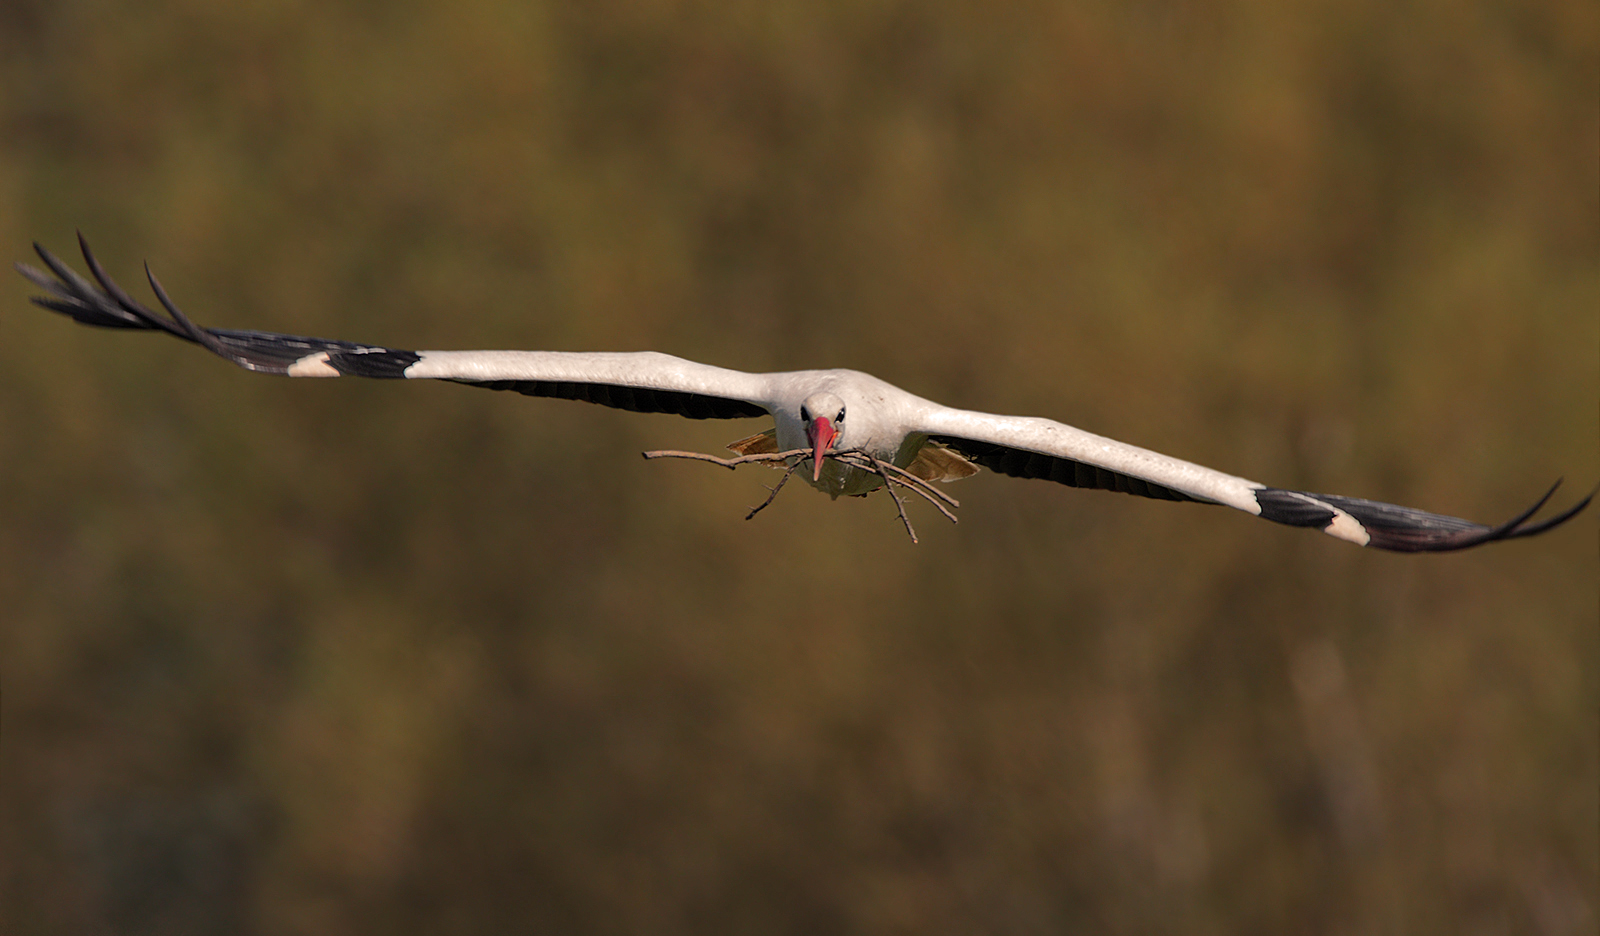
xmin=807 ymin=416 xmax=836 ymax=482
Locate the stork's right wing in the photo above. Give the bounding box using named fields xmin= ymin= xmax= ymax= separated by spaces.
xmin=18 ymin=237 xmax=774 ymax=421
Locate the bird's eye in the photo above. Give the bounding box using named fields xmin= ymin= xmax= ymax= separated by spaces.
xmin=800 ymin=405 xmax=811 ymax=422
xmin=835 ymin=407 xmax=846 ymax=423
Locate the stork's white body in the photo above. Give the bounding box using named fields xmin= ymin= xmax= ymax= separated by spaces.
xmin=17 ymin=238 xmax=1591 ymax=552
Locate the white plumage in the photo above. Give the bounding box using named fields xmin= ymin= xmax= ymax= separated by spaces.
xmin=17 ymin=237 xmax=1592 ymax=551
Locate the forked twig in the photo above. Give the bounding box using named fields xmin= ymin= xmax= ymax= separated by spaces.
xmin=746 ymin=462 xmax=801 ymax=519
xmin=866 ymin=453 xmax=917 ymax=542
xmin=847 ymin=455 xmax=960 ymax=510
xmin=831 ymin=453 xmax=960 ymax=523
xmin=642 ymin=447 xmax=962 ymax=541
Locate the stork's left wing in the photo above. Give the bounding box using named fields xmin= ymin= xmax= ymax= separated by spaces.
xmin=915 ymin=406 xmax=1591 ymax=552
xmin=17 ymin=237 xmax=773 ymax=421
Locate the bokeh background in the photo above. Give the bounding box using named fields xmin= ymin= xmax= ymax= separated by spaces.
xmin=2 ymin=1 xmax=1595 ymax=933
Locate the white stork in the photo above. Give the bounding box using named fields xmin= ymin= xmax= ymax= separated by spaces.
xmin=17 ymin=236 xmax=1592 ymax=551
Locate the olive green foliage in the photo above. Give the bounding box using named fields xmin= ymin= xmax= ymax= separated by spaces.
xmin=1 ymin=1 xmax=1595 ymax=933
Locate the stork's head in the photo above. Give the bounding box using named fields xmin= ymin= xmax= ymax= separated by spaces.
xmin=799 ymin=391 xmax=846 ymax=482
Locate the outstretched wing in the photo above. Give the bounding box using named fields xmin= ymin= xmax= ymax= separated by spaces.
xmin=915 ymin=407 xmax=1592 ymax=552
xmin=17 ymin=236 xmax=774 ymax=421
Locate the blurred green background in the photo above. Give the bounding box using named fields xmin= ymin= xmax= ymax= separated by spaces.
xmin=2 ymin=1 xmax=1595 ymax=933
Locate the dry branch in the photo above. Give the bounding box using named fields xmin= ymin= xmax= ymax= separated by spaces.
xmin=642 ymin=447 xmax=962 ymax=541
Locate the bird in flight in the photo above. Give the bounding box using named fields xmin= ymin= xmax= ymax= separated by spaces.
xmin=17 ymin=236 xmax=1591 ymax=551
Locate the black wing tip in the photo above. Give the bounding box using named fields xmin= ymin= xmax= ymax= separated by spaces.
xmin=19 ymin=235 xmax=386 ymax=376
xmin=1394 ymin=478 xmax=1594 ymax=552
xmin=21 ymin=234 xmax=429 ymax=378
xmin=1500 ymin=478 xmax=1596 ymax=540
xmin=1256 ymin=479 xmax=1595 ymax=553
xmin=20 ymin=236 xmax=195 ymax=339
